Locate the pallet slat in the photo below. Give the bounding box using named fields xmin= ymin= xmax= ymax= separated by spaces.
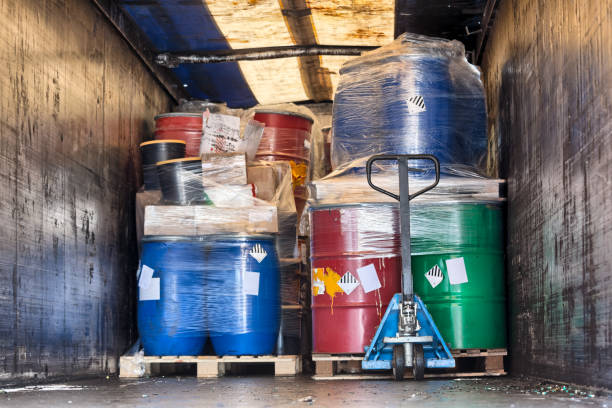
xmin=312 ymin=348 xmax=508 ymax=380
xmin=313 ymin=371 xmax=507 ymax=380
xmin=120 ymin=355 xmax=302 ymax=378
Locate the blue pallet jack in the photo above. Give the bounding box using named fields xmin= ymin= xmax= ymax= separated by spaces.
xmin=362 ymin=154 xmax=455 ymax=380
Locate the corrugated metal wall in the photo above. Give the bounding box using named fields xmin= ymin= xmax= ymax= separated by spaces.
xmin=482 ymin=0 xmax=612 ymax=388
xmin=0 ymin=0 xmax=172 ymax=380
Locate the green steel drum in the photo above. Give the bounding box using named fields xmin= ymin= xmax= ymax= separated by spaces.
xmin=411 ymin=201 xmax=506 ymax=349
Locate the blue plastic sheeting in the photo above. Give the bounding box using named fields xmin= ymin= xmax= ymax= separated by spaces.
xmin=119 ymin=0 xmax=257 ymax=108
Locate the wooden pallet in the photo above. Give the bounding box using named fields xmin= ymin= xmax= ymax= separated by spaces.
xmin=312 ymin=348 xmax=507 ymax=380
xmin=119 ymin=355 xmax=302 ymax=379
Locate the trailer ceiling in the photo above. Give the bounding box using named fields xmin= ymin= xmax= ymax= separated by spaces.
xmin=115 ymin=0 xmax=495 ymax=108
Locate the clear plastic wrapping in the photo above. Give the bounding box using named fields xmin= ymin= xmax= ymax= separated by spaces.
xmin=309 ymin=200 xmax=504 ymax=258
xmin=200 ymin=113 xmax=264 ymax=160
xmin=239 ymin=103 xmax=327 ymax=181
xmin=201 ymin=152 xmax=248 ymax=186
xmin=308 ymin=165 xmax=505 ymax=206
xmin=280 ymin=262 xmax=301 ymax=305
xmin=143 ymin=204 xmax=278 ymax=236
xmin=138 ymin=235 xmax=280 ymax=356
xmin=143 ymin=159 xmax=299 ymax=237
xmin=331 ymin=33 xmax=487 ymax=176
xmin=157 ymin=157 xmax=208 ymax=204
xmin=174 ymin=99 xmax=227 ymax=114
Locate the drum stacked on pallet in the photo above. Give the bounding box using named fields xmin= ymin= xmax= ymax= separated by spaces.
xmin=131 ymin=103 xmax=313 ymax=373
xmin=306 ymin=33 xmax=508 ymax=377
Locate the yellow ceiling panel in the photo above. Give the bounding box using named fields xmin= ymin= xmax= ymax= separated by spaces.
xmin=319 ymin=55 xmax=359 ymax=96
xmin=239 ymin=57 xmax=309 ymax=104
xmin=309 ymin=0 xmax=394 ymax=45
xmin=205 ymin=0 xmax=293 ymax=47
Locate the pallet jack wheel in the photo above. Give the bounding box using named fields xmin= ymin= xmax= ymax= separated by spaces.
xmin=412 ymin=343 xmax=425 ymax=380
xmin=392 ymin=344 xmax=405 ymax=380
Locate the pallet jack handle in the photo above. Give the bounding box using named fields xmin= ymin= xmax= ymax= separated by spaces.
xmin=365 ymin=154 xmax=440 ymax=300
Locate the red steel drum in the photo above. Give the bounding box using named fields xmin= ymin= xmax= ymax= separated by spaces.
xmin=310 ymin=203 xmax=402 ymax=354
xmin=155 ymin=113 xmax=203 ymax=157
xmin=254 ymin=110 xmax=313 ymax=163
xmin=254 ymin=110 xmax=313 ymax=214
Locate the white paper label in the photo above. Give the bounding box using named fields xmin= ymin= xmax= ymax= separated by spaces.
xmin=200 ymin=113 xmax=242 ymax=154
xmin=249 ymin=243 xmax=268 ymax=263
xmin=446 ymin=257 xmax=468 ymax=285
xmin=313 ymin=278 xmax=325 ymax=296
xmin=425 ymin=265 xmax=443 ymax=289
xmin=139 ymin=278 xmax=160 ymax=301
xmin=138 ymin=265 xmax=154 ymax=289
xmin=356 ymin=264 xmax=381 ymax=293
xmin=338 ymin=271 xmax=360 ymax=295
xmin=244 ymin=271 xmax=260 ymax=296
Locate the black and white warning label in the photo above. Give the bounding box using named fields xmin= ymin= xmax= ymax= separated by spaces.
xmin=425 ymin=265 xmax=443 ymax=288
xmin=406 ymin=95 xmax=427 ymax=114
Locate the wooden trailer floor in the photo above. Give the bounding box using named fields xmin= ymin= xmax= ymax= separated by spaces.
xmin=1 ymin=376 xmax=608 ymax=407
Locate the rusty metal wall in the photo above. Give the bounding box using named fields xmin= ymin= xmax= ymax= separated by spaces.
xmin=481 ymin=0 xmax=612 ymax=388
xmin=0 ymin=0 xmax=172 ymax=380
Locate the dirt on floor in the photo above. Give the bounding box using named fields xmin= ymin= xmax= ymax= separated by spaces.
xmin=0 ymin=375 xmax=609 ymax=408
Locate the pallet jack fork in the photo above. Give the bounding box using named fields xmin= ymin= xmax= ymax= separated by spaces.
xmin=361 ymin=154 xmax=455 ymax=380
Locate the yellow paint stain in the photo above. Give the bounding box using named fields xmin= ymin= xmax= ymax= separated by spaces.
xmin=313 ymin=266 xmax=343 ymax=313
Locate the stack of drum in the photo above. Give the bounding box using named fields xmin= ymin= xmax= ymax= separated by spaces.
xmin=310 ymin=202 xmax=506 ymax=353
xmin=138 ymin=235 xmax=281 ymax=356
xmin=309 ymin=33 xmax=507 ymax=355
xmin=137 ymin=108 xmax=283 ymax=357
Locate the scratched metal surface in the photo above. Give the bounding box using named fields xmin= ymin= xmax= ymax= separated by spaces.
xmin=481 ymin=0 xmax=612 ymax=388
xmin=0 ymin=0 xmax=172 ymax=380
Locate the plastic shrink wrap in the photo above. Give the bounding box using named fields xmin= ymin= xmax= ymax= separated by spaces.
xmin=306 ymin=164 xmax=507 ymax=352
xmin=138 ymin=234 xmax=281 ymax=356
xmin=331 ymin=33 xmax=487 ymax=176
xmin=138 ymin=159 xmax=296 ymax=356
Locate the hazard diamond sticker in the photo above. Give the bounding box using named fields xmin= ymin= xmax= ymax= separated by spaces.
xmin=338 ymin=271 xmax=360 ymax=295
xmin=406 ymin=95 xmax=426 ymax=114
xmin=425 ymin=265 xmax=443 ymax=288
xmin=249 ymin=243 xmax=267 ymax=263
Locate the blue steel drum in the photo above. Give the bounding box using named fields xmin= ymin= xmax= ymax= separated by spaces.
xmin=331 ymin=35 xmax=486 ymax=175
xmin=138 ymin=237 xmax=207 ymax=356
xmin=206 ymin=235 xmax=280 ymax=355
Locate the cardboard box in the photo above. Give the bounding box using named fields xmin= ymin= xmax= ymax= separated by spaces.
xmin=136 ymin=189 xmax=162 ymax=246
xmin=194 ymin=205 xmax=278 ymax=234
xmin=144 ymin=205 xmax=196 ymax=236
xmin=144 ymin=204 xmax=278 ymax=236
xmin=247 ymin=164 xmax=277 ymax=201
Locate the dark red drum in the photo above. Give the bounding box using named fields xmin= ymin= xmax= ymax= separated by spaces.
xmin=254 ymin=110 xmax=313 ymax=163
xmin=310 ymin=203 xmax=401 ymax=354
xmin=154 ymin=113 xmax=203 ymax=157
